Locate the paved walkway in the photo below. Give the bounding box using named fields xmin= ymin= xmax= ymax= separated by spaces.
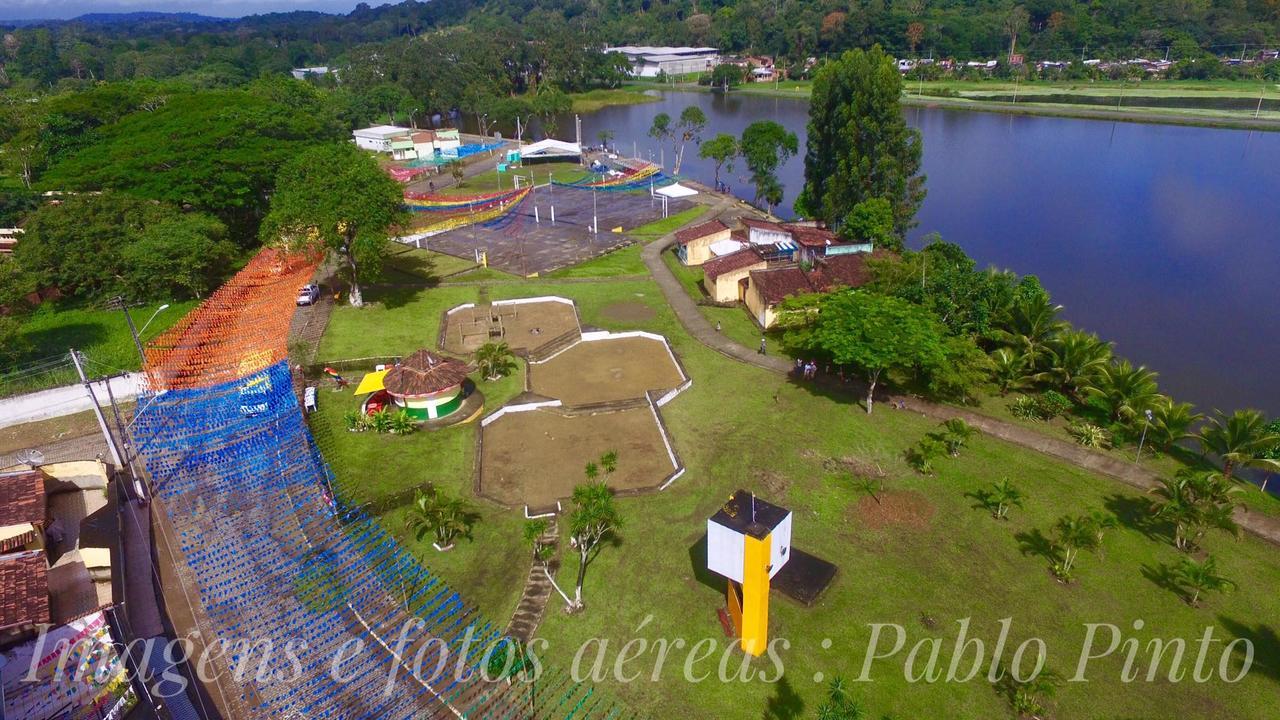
xmin=641 ymin=209 xmax=1280 ymax=547
xmin=0 ymin=373 xmax=140 ymax=430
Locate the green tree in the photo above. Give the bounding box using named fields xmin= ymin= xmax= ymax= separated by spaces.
xmin=816 ymin=677 xmax=864 ymax=719
xmin=709 ymin=63 xmax=745 ymax=88
xmin=1261 ymin=419 xmax=1280 ymax=492
xmin=1198 ymin=409 xmax=1280 ymax=483
xmin=648 ymin=112 xmax=673 ymax=163
xmin=1146 ymin=396 xmax=1203 ymax=451
xmin=1051 ymin=514 xmax=1100 ymax=580
xmin=260 ymin=143 xmax=405 ymax=307
xmin=784 ymin=290 xmax=944 ymax=413
xmin=797 ymin=45 xmax=925 ymax=239
xmin=995 ymin=292 xmax=1065 ymax=369
xmin=739 ymin=120 xmax=798 ymax=216
xmin=1173 ymin=555 xmax=1236 ymax=607
xmin=989 ymin=348 xmax=1033 ymax=395
xmin=987 ymin=478 xmax=1023 ymax=520
xmin=1082 ymin=360 xmax=1160 ymax=425
xmin=936 ymin=418 xmax=977 ymax=457
xmin=1038 ymin=329 xmax=1111 ymax=400
xmin=475 ymin=341 xmax=517 ymax=381
xmin=532 ymin=85 xmax=571 ymax=137
xmin=408 ymin=486 xmax=475 ymax=551
xmin=671 ymin=106 xmax=707 ymax=174
xmin=596 ymin=129 xmax=614 ymax=150
xmin=120 ymin=213 xmax=238 ymax=300
xmin=698 ymin=133 xmax=738 ymax=188
xmin=0 ymin=316 xmax=32 ymax=366
xmin=838 ymin=198 xmax=897 ymax=250
xmin=1151 ymin=469 xmax=1240 ymax=551
xmin=565 ymin=469 xmax=623 ymax=611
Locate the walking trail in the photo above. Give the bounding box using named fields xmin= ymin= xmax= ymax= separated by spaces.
xmin=506 ymin=520 xmax=561 ymax=643
xmin=640 ymin=203 xmax=1280 ymax=547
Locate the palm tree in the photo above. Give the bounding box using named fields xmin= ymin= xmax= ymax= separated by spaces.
xmin=1198 ymin=409 xmax=1280 ymax=483
xmin=409 ymin=486 xmax=475 ymax=551
xmin=989 ymin=348 xmax=1033 ymax=395
xmin=1082 ymin=360 xmax=1160 ymax=424
xmin=566 ymin=479 xmax=622 ymax=611
xmin=1052 ymin=514 xmax=1099 ymax=579
xmin=1261 ymin=419 xmax=1280 ymax=492
xmin=1037 ymin=329 xmax=1111 ymax=399
xmin=475 ymin=341 xmax=517 ymax=381
xmin=938 ymin=418 xmax=977 ymax=457
xmin=1150 ymin=469 xmax=1240 ymax=551
xmin=1146 ymin=396 xmax=1203 ymax=451
xmin=816 ymin=677 xmax=864 ymax=720
xmin=1173 ymin=555 xmax=1236 ymax=607
xmin=1009 ymin=669 xmax=1062 ymax=718
xmin=995 ymin=293 xmax=1065 ymax=370
xmin=989 ymin=478 xmax=1023 ymax=520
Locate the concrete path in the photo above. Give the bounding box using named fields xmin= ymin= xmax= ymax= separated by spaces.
xmin=0 ymin=373 xmax=140 ymax=430
xmin=506 ymin=521 xmax=561 ymax=642
xmin=641 ymin=210 xmax=1280 ymax=547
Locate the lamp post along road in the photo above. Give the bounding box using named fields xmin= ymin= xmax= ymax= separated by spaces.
xmin=1135 ymin=408 xmax=1154 ymax=463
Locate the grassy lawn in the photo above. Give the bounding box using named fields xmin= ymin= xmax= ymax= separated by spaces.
xmin=546 ymin=244 xmax=647 ymax=279
xmin=570 ymin=88 xmax=660 ymax=113
xmin=382 ymin=246 xmax=477 ymax=282
xmin=625 ymin=205 xmax=708 ymax=242
xmin=3 ymin=300 xmax=197 ymax=396
xmin=448 ymin=162 xmax=587 ymax=194
xmin=315 ymin=273 xmax=1280 ymax=719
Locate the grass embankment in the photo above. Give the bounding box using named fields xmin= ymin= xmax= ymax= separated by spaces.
xmin=569 ymin=88 xmax=660 ymax=113
xmin=315 ymin=271 xmax=1280 ymax=719
xmin=3 ymin=301 xmax=197 ymax=396
xmin=733 ymin=77 xmax=1280 ymax=129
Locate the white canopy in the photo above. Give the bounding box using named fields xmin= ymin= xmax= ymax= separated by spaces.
xmin=709 ymin=239 xmax=746 ymax=257
xmin=655 ymin=182 xmax=699 ymax=198
xmin=520 ymin=139 xmax=582 ymax=157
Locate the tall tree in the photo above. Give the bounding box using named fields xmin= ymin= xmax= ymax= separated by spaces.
xmin=796 ymin=45 xmax=925 ymax=239
xmin=1198 ymin=409 xmax=1280 ymax=483
xmin=672 ymin=105 xmax=707 ymax=174
xmin=260 ymin=143 xmax=405 ymax=307
xmin=566 ymin=463 xmax=622 ymax=611
xmin=782 ymin=290 xmax=945 ymax=413
xmin=739 ymin=120 xmax=798 ymax=216
xmin=698 ymin=133 xmax=738 ymax=187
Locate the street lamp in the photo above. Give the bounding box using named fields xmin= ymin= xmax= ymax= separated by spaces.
xmin=117 ymin=299 xmax=170 ymax=365
xmin=1135 ymin=408 xmax=1154 ymax=463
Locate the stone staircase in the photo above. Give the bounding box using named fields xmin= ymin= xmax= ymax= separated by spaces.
xmin=505 ymin=521 xmax=561 ymax=643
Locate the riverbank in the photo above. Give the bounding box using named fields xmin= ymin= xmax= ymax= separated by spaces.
xmin=568 ymin=87 xmax=659 ymax=113
xmin=719 ymin=78 xmax=1280 ymax=131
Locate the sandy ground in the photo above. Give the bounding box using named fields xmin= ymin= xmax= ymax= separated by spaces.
xmin=441 ymin=300 xmax=580 ymax=355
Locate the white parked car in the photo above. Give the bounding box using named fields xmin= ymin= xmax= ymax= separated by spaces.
xmin=296 ymin=284 xmax=321 ymax=306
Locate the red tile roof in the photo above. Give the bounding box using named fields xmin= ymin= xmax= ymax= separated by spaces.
xmin=748 ymin=251 xmax=887 ymax=306
xmin=0 ymin=470 xmax=45 ymax=528
xmin=411 ymin=131 xmax=436 ymax=143
xmin=703 ymin=248 xmax=765 ymax=281
xmin=675 ymin=219 xmax=728 ymax=245
xmin=740 ymin=217 xmax=786 ymax=233
xmin=0 ymin=551 xmax=49 ymax=630
xmin=383 ymin=349 xmax=471 ymax=398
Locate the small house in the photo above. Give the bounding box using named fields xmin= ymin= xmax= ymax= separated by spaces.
xmin=435 ymin=128 xmax=462 ymax=153
xmin=390 ymin=135 xmax=418 ymax=161
xmin=675 ymin=220 xmax=732 ymax=266
xmin=702 ymin=248 xmax=767 ymax=303
xmin=0 ymin=227 xmax=23 ymax=254
xmin=743 ymin=252 xmax=885 ymax=328
xmin=353 ymin=125 xmax=413 ymax=153
xmin=412 ymin=130 xmax=437 ymax=158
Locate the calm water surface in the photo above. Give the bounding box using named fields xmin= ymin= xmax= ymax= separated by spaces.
xmin=555 ymin=91 xmax=1280 ymax=416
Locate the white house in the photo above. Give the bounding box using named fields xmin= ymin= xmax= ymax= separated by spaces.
xmin=353 ymin=125 xmax=413 ymax=152
xmin=434 ymin=128 xmax=462 ymax=153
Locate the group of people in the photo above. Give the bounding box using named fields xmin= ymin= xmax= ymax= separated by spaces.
xmin=794 ymin=358 xmax=819 ymax=380
xmin=714 ymin=180 xmax=732 ymax=194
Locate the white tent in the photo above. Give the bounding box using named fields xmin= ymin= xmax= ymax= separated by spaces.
xmin=520 ymin=139 xmax=582 ymax=160
xmin=655 ymin=183 xmax=699 ymax=198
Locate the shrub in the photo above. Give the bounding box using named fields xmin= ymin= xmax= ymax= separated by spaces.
xmin=905 ymin=437 xmax=945 ymax=474
xmin=1010 ymin=395 xmax=1043 ymax=421
xmin=368 ymin=408 xmax=394 ymax=434
xmin=343 ymin=409 xmax=368 ymax=432
xmin=389 ymin=410 xmax=417 ymax=435
xmin=1036 ymin=390 xmax=1073 ymax=419
xmin=1069 ymin=422 xmax=1110 ymax=449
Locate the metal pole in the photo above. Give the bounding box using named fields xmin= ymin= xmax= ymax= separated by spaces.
xmin=1135 ymin=410 xmax=1153 ymax=463
xmin=116 ymin=297 xmax=144 ymax=365
xmin=70 ymin=349 xmax=124 ymax=467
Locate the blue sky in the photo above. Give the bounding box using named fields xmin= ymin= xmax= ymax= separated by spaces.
xmin=1 ymin=1 xmax=365 ymax=21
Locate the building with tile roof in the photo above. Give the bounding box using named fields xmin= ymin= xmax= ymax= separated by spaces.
xmin=674 ymin=220 xmax=732 ymax=266
xmin=702 ymin=248 xmax=768 ymax=303
xmin=743 ymin=251 xmax=889 ymax=328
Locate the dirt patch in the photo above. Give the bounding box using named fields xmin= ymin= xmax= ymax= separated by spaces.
xmin=600 ymin=301 xmax=656 ymax=324
xmin=754 ymin=468 xmax=791 ymax=496
xmin=480 ymin=406 xmax=675 ymax=507
xmin=852 ymin=490 xmax=936 ymax=530
xmin=823 ymin=454 xmax=889 ymax=480
xmin=441 ymin=300 xmax=580 ymax=355
xmin=530 ymin=336 xmax=684 ymax=406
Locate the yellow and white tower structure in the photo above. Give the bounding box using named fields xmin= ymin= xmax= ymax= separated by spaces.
xmin=706 ymin=490 xmax=792 ymax=656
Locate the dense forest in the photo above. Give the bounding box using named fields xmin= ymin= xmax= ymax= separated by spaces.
xmin=2 ymin=0 xmax=1278 ymax=89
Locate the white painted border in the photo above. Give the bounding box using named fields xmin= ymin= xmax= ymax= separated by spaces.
xmin=480 ymin=399 xmax=563 ymax=427
xmin=446 ymin=295 xmax=576 ymax=316
xmin=524 ymin=502 xmax=562 ymax=519
xmin=649 ymin=397 xmax=680 ymax=476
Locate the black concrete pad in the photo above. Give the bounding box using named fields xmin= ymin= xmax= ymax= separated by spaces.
xmin=424 ymin=189 xmax=691 ymax=275
xmin=772 ymin=548 xmax=838 ymax=607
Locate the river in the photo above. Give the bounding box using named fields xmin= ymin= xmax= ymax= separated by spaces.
xmin=538 ymin=90 xmax=1280 ymax=416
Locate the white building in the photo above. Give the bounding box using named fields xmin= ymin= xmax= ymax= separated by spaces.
xmin=352 ymin=125 xmax=413 ymax=152
xmin=291 ymin=66 xmax=333 ymax=80
xmin=604 ymin=46 xmax=721 ymax=78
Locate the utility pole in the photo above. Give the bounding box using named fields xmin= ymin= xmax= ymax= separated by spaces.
xmin=70 ymin=349 xmax=124 ymax=467
xmin=112 ymin=296 xmax=144 ymax=364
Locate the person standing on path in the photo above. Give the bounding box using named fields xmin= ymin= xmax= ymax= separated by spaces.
xmin=759 ymin=337 xmax=767 ymax=355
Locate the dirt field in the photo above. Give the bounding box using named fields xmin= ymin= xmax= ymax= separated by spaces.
xmin=441 ymin=300 xmax=580 ymax=355
xmin=530 ymin=336 xmax=685 ymax=406
xmin=479 ymin=406 xmax=676 ymax=507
